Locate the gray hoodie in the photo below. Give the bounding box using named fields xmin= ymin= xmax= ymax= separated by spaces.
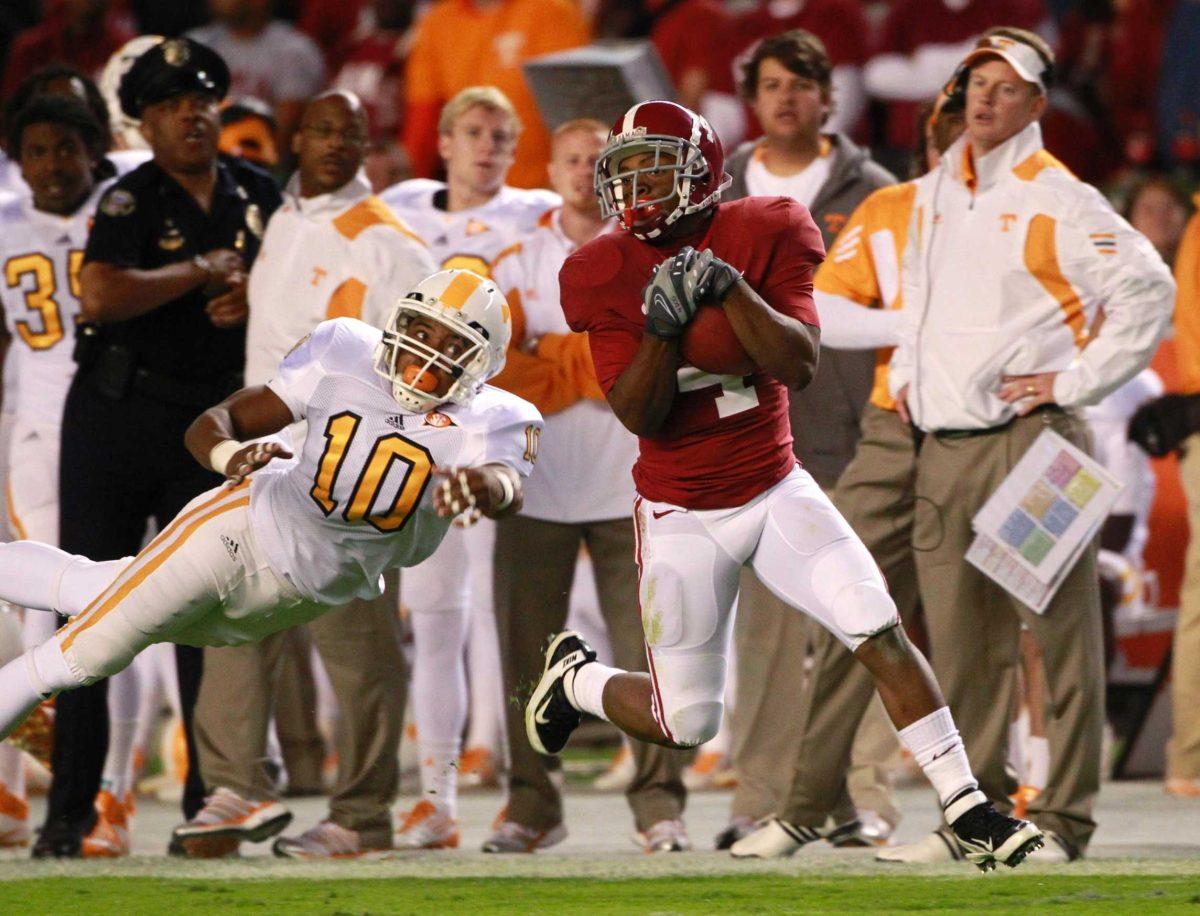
xmin=725 ymin=133 xmax=895 ymax=488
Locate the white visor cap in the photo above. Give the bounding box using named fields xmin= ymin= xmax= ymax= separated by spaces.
xmin=960 ymin=34 xmax=1049 ymax=93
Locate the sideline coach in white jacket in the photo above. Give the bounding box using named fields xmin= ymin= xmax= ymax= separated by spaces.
xmin=190 ymin=91 xmax=437 ymax=859
xmin=889 ymin=29 xmax=1174 ymax=862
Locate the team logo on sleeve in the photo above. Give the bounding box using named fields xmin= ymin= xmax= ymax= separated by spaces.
xmin=423 ymin=411 xmax=455 ymax=428
xmin=100 ymin=190 xmax=136 ymax=217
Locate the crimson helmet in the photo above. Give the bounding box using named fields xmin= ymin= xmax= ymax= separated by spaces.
xmin=594 ymin=100 xmax=731 ymax=240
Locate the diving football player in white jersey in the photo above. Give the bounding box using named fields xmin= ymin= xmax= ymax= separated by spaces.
xmin=0 ymin=270 xmax=543 ymax=793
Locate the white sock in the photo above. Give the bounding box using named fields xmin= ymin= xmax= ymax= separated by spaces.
xmin=898 ymin=707 xmax=978 ymax=808
xmin=0 ymin=640 xmax=76 ymax=739
xmin=1008 ymin=710 xmax=1030 ymax=783
xmin=101 ymin=665 xmax=140 ymax=799
xmin=411 ymin=607 xmax=469 ymax=816
xmin=464 ymin=599 xmax=504 ymax=754
xmin=1025 ymin=736 xmax=1050 ymax=792
xmin=566 ymin=661 xmax=621 ymax=720
xmin=418 ymin=741 xmax=459 ymax=814
xmin=0 ymin=743 xmax=24 ymax=802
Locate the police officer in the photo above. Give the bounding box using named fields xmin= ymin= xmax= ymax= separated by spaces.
xmin=35 ymin=37 xmax=281 ymax=857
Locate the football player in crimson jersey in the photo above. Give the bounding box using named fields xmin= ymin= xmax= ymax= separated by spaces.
xmin=527 ymin=100 xmax=1043 ymax=871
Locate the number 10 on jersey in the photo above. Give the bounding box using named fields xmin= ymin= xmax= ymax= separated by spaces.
xmin=310 ymin=411 xmax=434 ymax=532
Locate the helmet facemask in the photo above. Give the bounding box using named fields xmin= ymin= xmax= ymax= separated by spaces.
xmin=374 ymin=294 xmax=496 ymax=413
xmin=595 ymin=134 xmax=727 ymax=239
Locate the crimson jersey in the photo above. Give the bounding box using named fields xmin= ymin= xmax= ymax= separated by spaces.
xmin=560 ymin=196 xmax=824 ymax=510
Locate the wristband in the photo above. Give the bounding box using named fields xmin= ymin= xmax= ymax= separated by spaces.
xmin=209 ymin=439 xmax=243 ymax=476
xmin=494 ymin=468 xmax=516 ymax=512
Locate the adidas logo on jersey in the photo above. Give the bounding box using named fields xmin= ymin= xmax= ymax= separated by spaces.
xmin=220 ymin=535 xmax=240 ymax=562
xmin=385 ymin=415 xmax=406 ymax=430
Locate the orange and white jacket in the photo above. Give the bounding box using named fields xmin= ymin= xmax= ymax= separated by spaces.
xmin=490 ymin=208 xmax=636 ymax=523
xmin=889 ymin=123 xmax=1175 ymax=432
xmin=246 ymin=172 xmax=435 ymax=386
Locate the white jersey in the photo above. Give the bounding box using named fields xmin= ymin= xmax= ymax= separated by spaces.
xmin=491 ymin=208 xmax=636 ymax=523
xmin=0 ymin=181 xmax=112 ymax=427
xmin=379 ymin=178 xmax=559 ymax=275
xmin=1085 ymin=369 xmax=1162 ymax=562
xmin=251 ymin=318 xmax=543 ymax=605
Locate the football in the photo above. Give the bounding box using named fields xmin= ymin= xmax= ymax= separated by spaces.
xmin=681 ymin=300 xmax=756 ymax=376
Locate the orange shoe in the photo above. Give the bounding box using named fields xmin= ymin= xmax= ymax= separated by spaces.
xmin=1165 ymin=777 xmax=1200 ymax=798
xmin=395 ymin=799 xmax=459 ymax=849
xmin=0 ymin=781 xmax=30 ymax=848
xmin=1010 ymin=784 xmax=1040 ymax=819
xmin=683 ymin=750 xmax=732 ymax=791
xmin=459 ymin=747 xmax=498 ymax=788
xmin=82 ymin=790 xmax=131 ymax=857
xmin=8 ymin=700 xmax=54 ymax=770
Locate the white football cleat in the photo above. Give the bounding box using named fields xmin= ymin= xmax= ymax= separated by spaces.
xmin=274 ymin=820 xmax=385 ymax=859
xmin=730 ymin=817 xmax=822 ymax=859
xmin=875 ymin=829 xmax=964 ymax=864
xmin=395 ymin=799 xmax=460 ymax=849
xmin=683 ymin=750 xmax=733 ymax=791
xmin=171 ymin=786 xmax=292 ymax=855
xmin=82 ymin=790 xmax=132 ymax=857
xmin=481 ymin=819 xmax=567 ymax=853
xmin=0 ymin=780 xmax=30 ymax=848
xmin=635 ymin=818 xmax=692 ymax=853
xmin=458 ymin=747 xmax=499 ymax=789
xmin=592 ymin=744 xmax=635 ymax=792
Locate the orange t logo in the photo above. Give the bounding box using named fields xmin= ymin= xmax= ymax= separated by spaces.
xmin=311 ymin=266 xmax=327 ymax=286
xmin=1000 ymin=214 xmax=1017 ymax=232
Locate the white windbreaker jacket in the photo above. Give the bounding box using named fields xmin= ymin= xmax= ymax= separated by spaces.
xmin=889 ymin=123 xmax=1175 ymax=432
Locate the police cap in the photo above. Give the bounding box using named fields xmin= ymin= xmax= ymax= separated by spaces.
xmin=118 ymin=37 xmax=230 ymax=119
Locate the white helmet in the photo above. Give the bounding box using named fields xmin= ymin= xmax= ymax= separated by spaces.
xmin=374 ymin=269 xmax=511 ymax=413
xmin=99 ymin=35 xmax=165 ymax=150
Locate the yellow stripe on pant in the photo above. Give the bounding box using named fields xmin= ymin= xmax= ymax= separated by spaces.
xmin=59 ymin=481 xmax=250 ymax=651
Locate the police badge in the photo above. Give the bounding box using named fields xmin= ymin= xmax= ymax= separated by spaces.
xmin=245 ymin=204 xmax=264 ymax=239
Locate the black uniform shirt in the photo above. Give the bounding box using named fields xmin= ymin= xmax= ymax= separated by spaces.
xmin=83 ymin=155 xmax=281 ymax=383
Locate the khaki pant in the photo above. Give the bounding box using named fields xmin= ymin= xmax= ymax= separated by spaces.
xmin=195 ymin=577 xmax=405 ymax=848
xmin=494 ymin=513 xmax=686 ymax=832
xmin=913 ymin=409 xmax=1104 ymax=850
xmin=1169 ymin=434 xmax=1200 ymax=779
xmin=734 ymin=405 xmax=917 ymax=826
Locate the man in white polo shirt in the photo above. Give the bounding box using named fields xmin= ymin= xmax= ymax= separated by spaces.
xmin=188 ymin=90 xmax=436 ymax=860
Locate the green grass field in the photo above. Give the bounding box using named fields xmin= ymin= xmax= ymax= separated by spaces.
xmin=1 ymin=874 xmax=1198 ymax=914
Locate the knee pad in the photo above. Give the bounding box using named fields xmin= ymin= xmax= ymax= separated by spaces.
xmin=833 ymin=581 xmax=900 ymax=648
xmin=30 ymin=639 xmax=85 ymax=694
xmin=665 ymin=699 xmax=724 ymax=748
xmin=652 ymin=651 xmax=726 ymax=747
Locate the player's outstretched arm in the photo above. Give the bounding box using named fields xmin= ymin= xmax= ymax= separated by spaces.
xmin=722 ymin=279 xmax=820 ymax=391
xmin=185 ymin=385 xmax=296 ymax=483
xmin=432 ymin=464 xmax=523 ymax=523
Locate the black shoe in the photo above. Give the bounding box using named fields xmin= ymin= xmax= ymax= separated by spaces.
xmin=945 ymin=788 xmax=1044 ymax=871
xmin=714 ymin=817 xmax=755 ymax=851
xmin=31 ymin=811 xmax=94 ymax=859
xmin=824 ymin=818 xmax=871 ymax=848
xmin=524 ymin=631 xmax=596 ymax=756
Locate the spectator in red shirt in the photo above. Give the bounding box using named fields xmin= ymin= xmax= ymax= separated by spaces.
xmin=863 ymin=0 xmax=1046 ymax=151
xmin=330 ymin=0 xmax=417 ymax=144
xmin=2 ymin=0 xmax=134 ymax=99
xmin=298 ymin=0 xmax=367 ymax=71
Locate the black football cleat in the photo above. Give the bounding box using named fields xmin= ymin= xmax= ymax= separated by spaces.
xmin=945 ymin=788 xmax=1044 ymax=871
xmin=525 ymin=631 xmax=596 ymax=756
